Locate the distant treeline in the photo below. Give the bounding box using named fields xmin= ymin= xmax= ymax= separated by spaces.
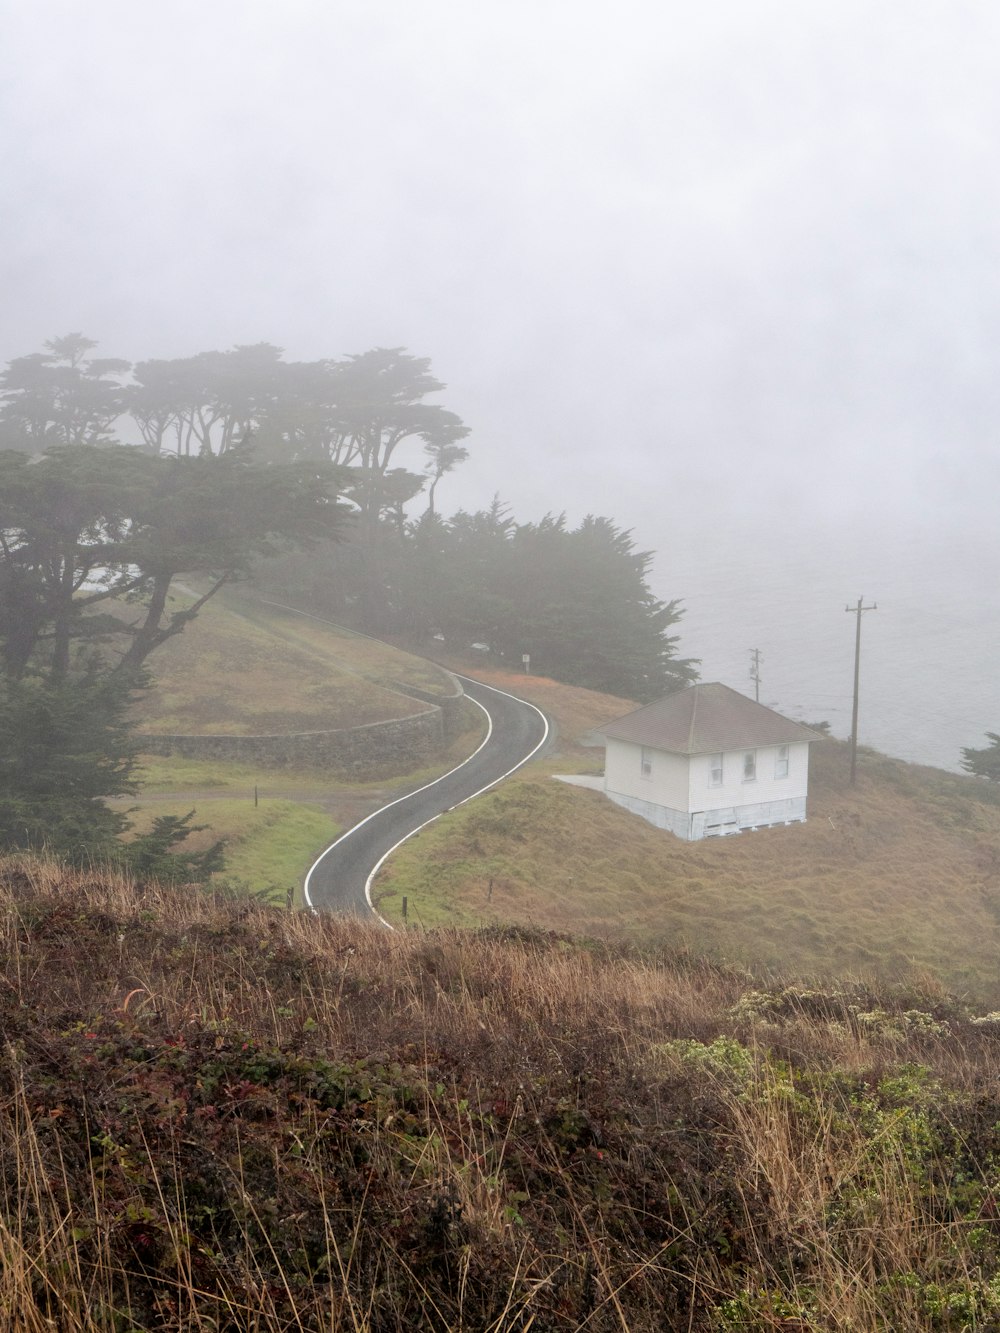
xmin=262 ymin=499 xmax=697 ymax=701
xmin=0 ymin=332 xmax=470 ymax=538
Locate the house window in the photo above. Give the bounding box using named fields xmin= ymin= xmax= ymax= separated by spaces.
xmin=742 ymin=750 xmax=757 ymax=782
xmin=709 ymin=753 xmax=723 ymax=786
xmin=640 ymin=747 xmax=653 ymax=779
xmin=775 ymin=744 xmax=789 ymax=779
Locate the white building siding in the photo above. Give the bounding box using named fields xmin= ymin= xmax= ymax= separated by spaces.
xmin=602 ymin=740 xmax=811 ymax=842
xmin=604 ymin=738 xmax=689 ymax=810
xmin=687 ymin=742 xmax=810 ymax=812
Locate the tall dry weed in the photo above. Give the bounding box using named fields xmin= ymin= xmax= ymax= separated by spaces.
xmin=1 ymin=856 xmax=999 ymax=1330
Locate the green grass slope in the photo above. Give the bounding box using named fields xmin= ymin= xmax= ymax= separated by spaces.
xmin=115 ymin=594 xmax=480 ymax=902
xmin=122 ymin=797 xmax=341 ymax=905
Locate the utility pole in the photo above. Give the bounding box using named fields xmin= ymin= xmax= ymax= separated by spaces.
xmin=748 ymin=648 xmax=762 ymax=703
xmin=845 ymin=595 xmax=877 ymax=786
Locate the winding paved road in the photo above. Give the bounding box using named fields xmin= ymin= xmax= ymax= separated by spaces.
xmin=304 ymin=673 xmax=550 ymax=922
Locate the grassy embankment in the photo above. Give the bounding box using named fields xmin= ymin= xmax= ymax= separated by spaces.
xmin=120 ymin=591 xmax=482 ymax=901
xmin=2 ymin=855 xmax=999 ymax=1331
xmin=130 ymin=603 xmax=1000 ymax=1007
xmin=375 ymin=665 xmax=1000 ymax=1009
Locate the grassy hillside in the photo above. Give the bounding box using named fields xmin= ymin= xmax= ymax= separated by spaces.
xmin=122 ymin=797 xmax=342 ymax=903
xmin=375 ymin=665 xmax=1000 ymax=1006
xmin=2 ymin=857 xmax=999 ymax=1331
xmin=123 ymin=612 xmax=1000 ymax=1001
xmin=129 ymin=589 xmax=456 ymax=735
xmin=112 ymin=594 xmax=482 ymax=903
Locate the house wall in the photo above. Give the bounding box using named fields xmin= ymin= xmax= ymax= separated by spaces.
xmin=687 ymin=742 xmax=810 ymax=813
xmin=689 ymin=795 xmax=808 ymax=839
xmin=604 ymin=738 xmax=689 ymax=809
xmin=603 ymin=737 xmax=811 ymax=840
xmin=604 ymin=789 xmax=692 ymax=839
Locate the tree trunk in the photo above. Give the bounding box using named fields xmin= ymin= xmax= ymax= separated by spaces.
xmin=117 ymin=571 xmax=233 ymax=671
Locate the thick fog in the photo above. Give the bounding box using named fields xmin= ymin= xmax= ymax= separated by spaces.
xmin=2 ymin=1 xmax=997 ymax=768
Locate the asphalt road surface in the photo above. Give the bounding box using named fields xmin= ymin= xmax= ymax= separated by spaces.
xmin=304 ymin=674 xmax=550 ymax=921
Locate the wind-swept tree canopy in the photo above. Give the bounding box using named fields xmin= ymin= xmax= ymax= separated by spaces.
xmin=262 ymin=497 xmax=697 ymax=701
xmin=961 ymin=733 xmax=1000 ymax=782
xmin=0 ymin=334 xmax=130 ymax=452
xmin=0 ymin=445 xmax=346 ymax=680
xmin=3 ymin=336 xmax=471 ymax=523
xmin=256 ymin=347 xmax=470 ymax=535
xmin=129 ymin=343 xmax=288 ymax=458
xmin=0 ymin=440 xmax=347 ymax=859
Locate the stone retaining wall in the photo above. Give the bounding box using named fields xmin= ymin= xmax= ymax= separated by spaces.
xmin=388 ymin=672 xmax=467 ymax=740
xmin=139 ymin=704 xmax=446 ymax=779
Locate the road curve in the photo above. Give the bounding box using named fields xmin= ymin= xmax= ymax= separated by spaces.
xmin=304 ymin=674 xmax=550 ymax=923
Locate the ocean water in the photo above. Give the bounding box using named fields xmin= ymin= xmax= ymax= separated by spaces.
xmin=652 ymin=520 xmax=996 ymax=773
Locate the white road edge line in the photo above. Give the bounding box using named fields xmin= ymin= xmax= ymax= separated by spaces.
xmin=261 ymin=595 xmax=493 ymax=915
xmin=303 ymin=673 xmax=549 ymax=925
xmin=303 ymin=692 xmax=493 ymax=914
xmin=358 ymin=694 xmax=493 ymax=928
xmin=362 ymin=679 xmax=550 ymax=928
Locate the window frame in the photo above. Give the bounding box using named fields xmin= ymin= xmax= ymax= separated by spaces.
xmin=640 ymin=746 xmax=653 ymax=779
xmin=709 ymin=753 xmax=724 ymax=787
xmin=775 ymin=744 xmax=790 ymax=779
xmin=742 ymin=749 xmax=757 ymax=783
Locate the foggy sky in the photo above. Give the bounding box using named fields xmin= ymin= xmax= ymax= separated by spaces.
xmin=2 ymin=1 xmax=999 ymax=747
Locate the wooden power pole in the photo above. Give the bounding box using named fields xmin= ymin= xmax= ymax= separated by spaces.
xmin=845 ymin=595 xmax=877 ymax=786
xmin=749 ymin=648 xmax=762 ymax=702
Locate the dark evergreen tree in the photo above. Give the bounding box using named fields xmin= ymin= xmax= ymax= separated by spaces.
xmin=961 ymin=733 xmax=1000 ymax=781
xmin=0 ymin=334 xmax=129 ymax=452
xmin=0 ymin=666 xmax=140 ymax=860
xmin=502 ymin=514 xmax=694 ymax=699
xmin=122 ymin=810 xmax=226 ymax=885
xmin=313 ymin=498 xmax=697 ymax=701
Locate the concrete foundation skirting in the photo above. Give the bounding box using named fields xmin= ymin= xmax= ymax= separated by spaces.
xmin=605 ymin=789 xmax=807 ymax=841
xmin=605 ymin=790 xmax=692 ymax=838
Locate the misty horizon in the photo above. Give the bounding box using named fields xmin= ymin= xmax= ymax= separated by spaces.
xmin=2 ymin=0 xmax=996 ymax=769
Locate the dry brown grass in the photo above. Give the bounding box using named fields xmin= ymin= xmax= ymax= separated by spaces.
xmin=2 ymin=855 xmax=1000 ymax=1330
xmin=124 ymin=591 xmax=456 ymax=736
xmin=375 ymin=672 xmax=1000 ymax=1005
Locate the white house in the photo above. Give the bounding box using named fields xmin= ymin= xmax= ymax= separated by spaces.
xmin=599 ymin=682 xmax=819 ymax=841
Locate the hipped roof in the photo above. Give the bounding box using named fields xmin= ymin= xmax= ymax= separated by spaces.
xmin=599 ymin=682 xmax=821 ymax=756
